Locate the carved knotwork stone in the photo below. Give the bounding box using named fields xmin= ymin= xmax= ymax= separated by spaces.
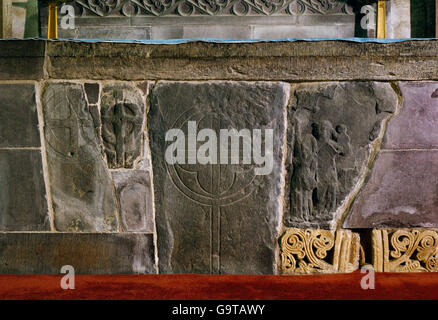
xmin=285 ymin=82 xmax=398 ymax=229
xmin=280 ymin=228 xmax=359 ymax=274
xmin=372 ymin=229 xmax=438 ymax=272
xmin=100 ymin=84 xmax=145 ymax=169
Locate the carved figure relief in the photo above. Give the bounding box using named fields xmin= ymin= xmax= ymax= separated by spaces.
xmin=100 ymin=84 xmax=145 ymax=169
xmin=286 ymin=83 xmax=398 ymax=229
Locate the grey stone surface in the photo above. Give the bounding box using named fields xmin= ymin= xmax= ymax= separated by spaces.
xmin=45 ymin=40 xmax=438 ymax=81
xmin=284 ymin=82 xmax=398 ymax=229
xmin=343 ymin=151 xmax=438 ymax=228
xmin=149 ymin=81 xmax=289 ymax=274
xmin=0 ymin=40 xmax=44 ymax=80
xmin=84 ymin=83 xmax=100 ymax=104
xmin=112 ymin=170 xmax=155 ymax=233
xmin=0 ymin=233 xmax=156 ymax=274
xmin=383 ymin=82 xmax=438 ymax=149
xmin=42 ymin=82 xmax=118 ymax=232
xmin=0 ymin=150 xmax=49 ymax=231
xmin=0 ymin=84 xmax=40 ymax=148
xmin=101 ymin=83 xmax=145 ymax=169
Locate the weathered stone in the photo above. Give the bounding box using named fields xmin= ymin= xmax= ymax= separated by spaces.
xmin=383 ymin=82 xmax=438 ymax=149
xmin=0 ymin=40 xmax=45 ymax=80
xmin=45 ymin=40 xmax=438 ymax=81
xmin=112 ymin=170 xmax=154 ymax=233
xmin=84 ymin=83 xmax=100 ymax=104
xmin=42 ymin=82 xmax=118 ymax=232
xmin=284 ymin=82 xmax=398 ymax=229
xmin=0 ymin=150 xmax=49 ymax=231
xmin=0 ymin=233 xmax=156 ymax=274
xmin=149 ymin=81 xmax=289 ymax=274
xmin=343 ymin=151 xmax=438 ymax=228
xmin=0 ymin=84 xmax=40 ymax=148
xmin=100 ymin=83 xmax=145 ymax=169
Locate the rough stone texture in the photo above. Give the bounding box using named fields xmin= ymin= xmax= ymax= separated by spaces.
xmin=0 ymin=233 xmax=156 ymax=274
xmin=42 ymin=82 xmax=118 ymax=232
xmin=100 ymin=83 xmax=145 ymax=169
xmin=45 ymin=40 xmax=438 ymax=81
xmin=0 ymin=84 xmax=40 ymax=148
xmin=84 ymin=83 xmax=100 ymax=104
xmin=284 ymin=82 xmax=398 ymax=229
xmin=383 ymin=82 xmax=438 ymax=149
xmin=0 ymin=40 xmax=44 ymax=80
xmin=149 ymin=81 xmax=289 ymax=274
xmin=343 ymin=151 xmax=438 ymax=228
xmin=112 ymin=170 xmax=154 ymax=233
xmin=0 ymin=150 xmax=49 ymax=231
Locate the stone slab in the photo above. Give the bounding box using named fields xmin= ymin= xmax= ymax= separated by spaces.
xmin=0 ymin=150 xmax=49 ymax=231
xmin=0 ymin=40 xmax=45 ymax=80
xmin=0 ymin=233 xmax=156 ymax=274
xmin=100 ymin=83 xmax=145 ymax=169
xmin=383 ymin=82 xmax=438 ymax=149
xmin=112 ymin=170 xmax=155 ymax=233
xmin=42 ymin=82 xmax=118 ymax=232
xmin=0 ymin=83 xmax=40 ymax=147
xmin=285 ymin=82 xmax=398 ymax=229
xmin=148 ymin=81 xmax=289 ymax=274
xmin=343 ymin=150 xmax=438 ymax=228
xmin=44 ymin=40 xmax=438 ymax=81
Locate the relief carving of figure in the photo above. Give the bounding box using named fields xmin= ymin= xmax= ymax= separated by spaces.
xmin=291 ymin=125 xmax=318 ymax=221
xmin=312 ymin=120 xmax=343 ymax=216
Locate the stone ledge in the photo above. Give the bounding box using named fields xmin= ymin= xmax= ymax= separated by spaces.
xmin=1 ymin=39 xmax=437 ymax=80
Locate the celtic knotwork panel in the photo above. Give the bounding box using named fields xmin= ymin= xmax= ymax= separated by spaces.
xmin=373 ymin=229 xmax=438 ymax=272
xmin=73 ymin=0 xmax=352 ymax=16
xmin=280 ymin=228 xmax=359 ymax=274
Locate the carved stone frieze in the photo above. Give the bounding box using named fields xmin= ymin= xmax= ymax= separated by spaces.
xmin=372 ymin=229 xmax=438 ymax=272
xmin=74 ymin=0 xmax=353 ymax=16
xmin=280 ymin=228 xmax=359 ymax=274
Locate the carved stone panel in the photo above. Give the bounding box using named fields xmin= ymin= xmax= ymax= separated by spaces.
xmin=42 ymin=82 xmax=118 ymax=232
xmin=148 ymin=81 xmax=289 ymax=274
xmin=284 ymin=82 xmax=398 ymax=229
xmin=280 ymin=228 xmax=359 ymax=274
xmin=112 ymin=170 xmax=155 ymax=232
xmin=372 ymin=229 xmax=438 ymax=272
xmin=100 ymin=83 xmax=145 ymax=169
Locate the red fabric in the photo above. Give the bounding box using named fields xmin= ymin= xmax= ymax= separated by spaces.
xmin=0 ymin=271 xmax=437 ymax=300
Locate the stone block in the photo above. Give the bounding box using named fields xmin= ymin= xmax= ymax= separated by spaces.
xmin=343 ymin=151 xmax=438 ymax=228
xmin=42 ymin=82 xmax=118 ymax=232
xmin=0 ymin=233 xmax=156 ymax=274
xmin=112 ymin=170 xmax=154 ymax=233
xmin=0 ymin=150 xmax=49 ymax=231
xmin=0 ymin=83 xmax=40 ymax=148
xmin=148 ymin=81 xmax=289 ymax=274
xmin=383 ymin=82 xmax=438 ymax=149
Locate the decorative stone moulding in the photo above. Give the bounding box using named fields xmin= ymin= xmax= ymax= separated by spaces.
xmin=74 ymin=0 xmax=353 ymax=17
xmin=372 ymin=229 xmax=438 ymax=273
xmin=280 ymin=228 xmax=360 ymax=274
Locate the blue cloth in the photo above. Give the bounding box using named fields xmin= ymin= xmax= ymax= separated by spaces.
xmin=1 ymin=37 xmax=437 ymax=44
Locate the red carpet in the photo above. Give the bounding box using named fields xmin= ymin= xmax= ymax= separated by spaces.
xmin=0 ymin=271 xmax=437 ymax=300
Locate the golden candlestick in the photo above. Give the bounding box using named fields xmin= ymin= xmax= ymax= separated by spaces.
xmin=377 ymin=0 xmax=386 ymax=39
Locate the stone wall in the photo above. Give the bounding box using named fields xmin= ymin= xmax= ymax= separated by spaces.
xmin=0 ymin=39 xmax=437 ymax=274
